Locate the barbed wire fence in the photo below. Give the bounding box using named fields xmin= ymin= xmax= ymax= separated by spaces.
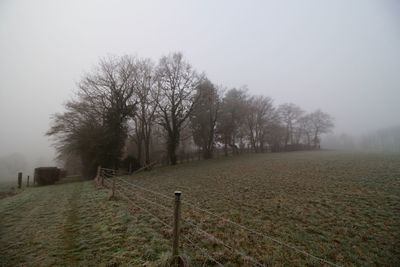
xmin=96 ymin=167 xmax=343 ymax=267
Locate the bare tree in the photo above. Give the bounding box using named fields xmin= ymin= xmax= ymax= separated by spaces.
xmin=47 ymin=100 xmax=106 ymax=177
xmin=246 ymin=95 xmax=275 ymax=152
xmin=277 ymin=103 xmax=304 ymax=150
xmin=131 ymin=58 xmax=158 ymax=166
xmin=217 ymin=88 xmax=248 ymax=156
xmin=47 ymin=52 xmax=338 ymax=175
xmin=297 ymin=114 xmax=314 ymax=147
xmin=190 ymin=79 xmax=220 ymax=159
xmin=155 ymin=52 xmax=201 ymax=165
xmin=308 ymin=109 xmax=334 ymax=148
xmin=47 ymin=55 xmax=136 ymax=176
xmin=265 ymin=120 xmax=286 ymax=152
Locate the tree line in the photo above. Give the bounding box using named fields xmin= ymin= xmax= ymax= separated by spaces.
xmin=47 ymin=53 xmax=334 ymax=177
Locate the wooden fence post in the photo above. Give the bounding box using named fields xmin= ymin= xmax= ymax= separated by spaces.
xmin=97 ymin=165 xmax=104 ymax=187
xmin=172 ymin=191 xmax=182 ymax=263
xmin=97 ymin=165 xmax=101 ymax=178
xmin=27 ymin=176 xmax=30 ymax=187
xmin=18 ymin=172 xmax=22 ymax=189
xmin=112 ymin=177 xmax=116 ymax=197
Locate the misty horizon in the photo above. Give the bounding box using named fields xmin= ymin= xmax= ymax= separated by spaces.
xmin=1 ymin=2 xmax=399 ymax=266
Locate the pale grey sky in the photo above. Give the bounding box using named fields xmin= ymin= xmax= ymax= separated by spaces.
xmin=0 ymin=0 xmax=399 ymax=166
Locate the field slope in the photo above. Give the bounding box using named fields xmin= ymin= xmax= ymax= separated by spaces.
xmin=0 ymin=179 xmax=169 ymax=266
xmin=1 ymin=151 xmax=399 ymax=266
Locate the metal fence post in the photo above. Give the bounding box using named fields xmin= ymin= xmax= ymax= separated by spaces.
xmin=172 ymin=191 xmax=182 ymax=263
xmin=27 ymin=175 xmax=30 ymax=187
xmin=18 ymin=172 xmax=22 ymax=189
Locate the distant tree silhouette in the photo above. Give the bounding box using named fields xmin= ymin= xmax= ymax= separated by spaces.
xmin=308 ymin=109 xmax=334 ymax=148
xmin=246 ymin=95 xmax=275 ymax=152
xmin=277 ymin=103 xmax=304 ymax=150
xmin=48 ymin=52 xmax=337 ymax=173
xmin=47 ymin=56 xmax=136 ymax=177
xmin=216 ymin=88 xmax=248 ymax=155
xmin=155 ymin=53 xmax=202 ymax=165
xmin=190 ymin=79 xmax=220 ymax=159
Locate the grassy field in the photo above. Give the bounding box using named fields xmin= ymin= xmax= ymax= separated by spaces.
xmin=0 ymin=179 xmax=170 ymax=266
xmin=1 ymin=151 xmax=399 ymax=266
xmin=0 ymin=180 xmax=20 ymax=200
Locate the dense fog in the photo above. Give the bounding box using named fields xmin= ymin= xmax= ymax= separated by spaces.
xmin=1 ymin=0 xmax=399 ymax=179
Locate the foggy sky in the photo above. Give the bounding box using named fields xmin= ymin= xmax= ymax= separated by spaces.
xmin=0 ymin=0 xmax=399 ymax=167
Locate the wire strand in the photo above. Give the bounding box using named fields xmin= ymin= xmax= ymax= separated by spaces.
xmin=116 ymin=177 xmax=174 ymax=200
xmin=115 ymin=183 xmax=173 ymax=212
xmin=108 ymin=172 xmax=342 ymax=267
xmin=183 ymin=219 xmax=265 ymax=267
xmin=181 ymin=201 xmax=342 ymax=267
xmin=115 ymin=188 xmax=172 ymax=229
xmin=181 ymin=233 xmax=224 ymax=267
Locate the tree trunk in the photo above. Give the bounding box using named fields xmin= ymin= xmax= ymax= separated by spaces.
xmin=137 ymin=139 xmax=142 ymax=166
xmin=144 ymin=140 xmax=150 ymax=165
xmin=224 ymin=136 xmax=228 ymax=156
xmin=284 ymin=127 xmax=290 ymax=151
xmin=168 ymin=131 xmax=179 ymax=165
xmin=203 ymin=147 xmax=213 ymax=159
xmin=260 ymin=141 xmax=265 ymax=152
xmin=144 ymin=130 xmax=151 ymax=165
xmin=168 ymin=143 xmax=178 ymax=165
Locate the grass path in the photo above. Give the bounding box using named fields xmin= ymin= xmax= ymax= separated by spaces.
xmin=0 ymin=180 xmax=170 ymax=266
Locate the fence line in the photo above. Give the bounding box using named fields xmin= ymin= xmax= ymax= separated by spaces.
xmin=104 ymin=174 xmax=231 ymax=265
xmin=99 ymin=168 xmax=343 ymax=267
xmin=183 ymin=218 xmax=265 ymax=266
xmin=114 ymin=187 xmax=172 ymax=229
xmin=115 ymin=183 xmax=173 ymax=212
xmin=106 ymin=176 xmax=252 ymax=265
xmin=101 ymin=167 xmax=117 ymax=172
xmin=104 ymin=176 xmax=228 ymax=265
xmin=182 ymin=200 xmax=342 ymax=267
xmin=111 ymin=179 xmax=223 ymax=266
xmin=116 ymin=177 xmax=174 ymax=201
xmin=180 ymin=233 xmax=224 ymax=267
xmin=100 ymin=172 xmax=114 ymax=179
